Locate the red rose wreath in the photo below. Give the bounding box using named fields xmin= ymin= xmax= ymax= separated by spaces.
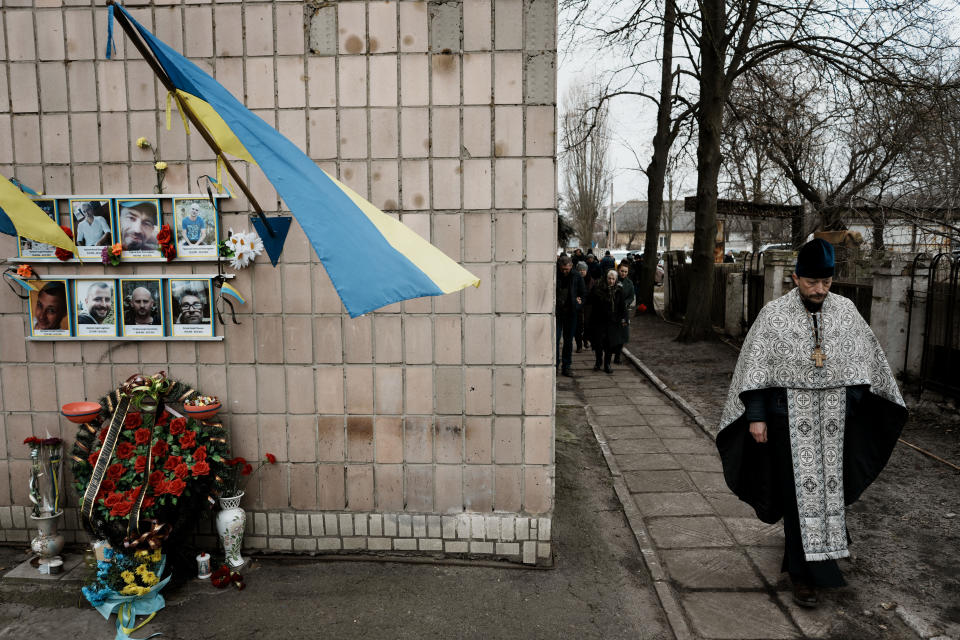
xmin=70 ymin=372 xmax=229 ymax=552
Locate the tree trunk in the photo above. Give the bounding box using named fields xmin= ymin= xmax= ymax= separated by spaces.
xmin=638 ymin=0 xmax=676 ymax=314
xmin=678 ymin=0 xmax=725 ymax=342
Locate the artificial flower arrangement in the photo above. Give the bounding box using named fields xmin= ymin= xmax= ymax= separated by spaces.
xmin=155 ymin=224 xmax=176 ymax=261
xmin=220 ymin=228 xmax=263 ymax=270
xmin=70 ymin=372 xmax=229 ymax=551
xmin=82 ymin=546 xmax=172 ymax=639
xmin=70 ymin=372 xmax=231 ymax=635
xmin=101 ymin=243 xmax=123 ymax=267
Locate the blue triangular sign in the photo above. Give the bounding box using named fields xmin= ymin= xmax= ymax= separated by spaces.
xmin=251 ymin=216 xmax=292 ymax=267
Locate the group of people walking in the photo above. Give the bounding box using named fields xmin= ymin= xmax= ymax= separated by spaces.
xmin=556 ymin=250 xmax=636 ymax=377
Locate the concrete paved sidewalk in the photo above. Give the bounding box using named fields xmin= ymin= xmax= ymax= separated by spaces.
xmin=560 ymin=348 xmax=844 ymax=640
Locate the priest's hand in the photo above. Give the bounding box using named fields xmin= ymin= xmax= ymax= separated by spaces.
xmin=749 ymin=421 xmax=768 ymax=443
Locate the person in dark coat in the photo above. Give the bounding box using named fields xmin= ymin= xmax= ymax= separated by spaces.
xmin=575 ymin=261 xmax=591 ymax=352
xmin=556 ymin=255 xmax=585 ymax=377
xmin=587 ymin=269 xmax=628 ymax=374
xmin=612 ymin=261 xmax=635 ymax=364
xmin=599 ymin=250 xmax=616 ymax=275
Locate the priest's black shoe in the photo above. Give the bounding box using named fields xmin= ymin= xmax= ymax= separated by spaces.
xmin=791 ymin=581 xmax=819 ymax=608
xmin=561 ymin=368 xmax=573 ymax=377
xmin=604 ymin=366 xmax=613 ymax=374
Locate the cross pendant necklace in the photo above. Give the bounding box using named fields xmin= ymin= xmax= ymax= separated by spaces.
xmin=809 ymin=311 xmax=826 ymax=368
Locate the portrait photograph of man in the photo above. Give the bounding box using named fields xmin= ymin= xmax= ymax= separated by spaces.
xmin=75 ymin=280 xmax=117 ymax=337
xmin=169 ymin=279 xmax=213 ymax=337
xmin=173 ymin=198 xmax=218 ymax=258
xmin=70 ymin=199 xmax=113 ymax=258
xmin=120 ymin=279 xmax=164 ymax=337
xmin=29 ymin=280 xmax=71 ymax=337
xmin=117 ymin=199 xmax=161 ymax=258
xmin=18 ymin=200 xmax=58 ymax=258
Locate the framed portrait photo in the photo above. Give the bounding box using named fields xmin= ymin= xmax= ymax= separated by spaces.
xmin=120 ymin=279 xmax=164 ymax=337
xmin=173 ymin=198 xmax=218 ymax=258
xmin=116 ymin=198 xmax=162 ymax=259
xmin=29 ymin=279 xmax=71 ymax=337
xmin=74 ymin=279 xmax=118 ymax=338
xmin=18 ymin=200 xmax=58 ymax=258
xmin=70 ymin=199 xmax=114 ymax=259
xmin=169 ymin=278 xmax=214 ymax=338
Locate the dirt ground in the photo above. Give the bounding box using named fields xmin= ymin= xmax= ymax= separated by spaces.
xmin=625 ymin=311 xmax=960 ymax=639
xmin=0 ymin=403 xmax=670 ymax=640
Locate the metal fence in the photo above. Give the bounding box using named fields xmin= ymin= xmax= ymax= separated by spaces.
xmin=921 ymin=253 xmax=960 ymax=398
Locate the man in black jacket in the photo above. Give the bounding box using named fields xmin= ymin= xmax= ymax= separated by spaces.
xmin=556 ymin=255 xmax=585 ymax=377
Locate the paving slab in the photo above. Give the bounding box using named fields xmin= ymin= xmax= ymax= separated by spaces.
xmin=632 ymin=492 xmax=713 ymax=517
xmin=673 ymin=454 xmax=724 ymax=472
xmin=774 ymin=591 xmax=836 ymax=638
xmin=608 ymin=438 xmax=668 ymax=454
xmin=682 ymin=591 xmax=799 ymax=639
xmin=744 ymin=545 xmax=788 ymax=588
xmin=704 ymin=493 xmax=757 ymax=518
xmin=2 ymin=555 xmax=85 ymax=584
xmin=616 ymin=453 xmax=681 ymax=471
xmin=660 ymin=548 xmax=766 ymax=589
xmin=723 ymin=517 xmax=784 ymax=547
xmin=586 ymin=395 xmax=637 ymax=406
xmin=649 ymin=425 xmax=699 ymax=439
xmin=687 ymin=471 xmax=729 ymax=494
xmin=592 ymin=413 xmax=650 ymax=428
xmin=646 ymin=516 xmax=735 ymax=548
xmin=591 ymin=405 xmax=646 ymax=417
xmin=661 ymin=438 xmax=718 ymax=454
xmin=601 ymin=425 xmax=657 ymax=440
xmin=624 ymin=470 xmax=695 ymax=493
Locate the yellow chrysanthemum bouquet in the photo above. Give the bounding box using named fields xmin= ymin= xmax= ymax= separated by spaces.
xmin=82 ymin=546 xmax=171 ymax=638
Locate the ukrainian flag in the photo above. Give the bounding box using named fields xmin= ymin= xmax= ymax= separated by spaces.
xmin=0 ymin=174 xmax=77 ymax=255
xmin=110 ymin=4 xmax=479 ymax=318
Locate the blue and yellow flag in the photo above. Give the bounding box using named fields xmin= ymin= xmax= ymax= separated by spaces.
xmin=0 ymin=174 xmax=77 ymax=255
xmin=110 ymin=4 xmax=479 ymax=318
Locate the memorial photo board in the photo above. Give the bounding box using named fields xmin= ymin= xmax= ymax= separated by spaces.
xmin=173 ymin=198 xmax=219 ymax=259
xmin=169 ymin=278 xmax=214 ymax=338
xmin=74 ymin=280 xmax=118 ymax=338
xmin=69 ymin=199 xmax=114 ymax=258
xmin=29 ymin=279 xmax=71 ymax=337
xmin=119 ymin=279 xmax=164 ymax=337
xmin=17 ymin=200 xmax=58 ymax=258
xmin=117 ymin=198 xmax=163 ymax=259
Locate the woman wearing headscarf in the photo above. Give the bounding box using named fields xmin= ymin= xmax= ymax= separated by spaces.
xmin=587 ymin=269 xmax=628 ymax=373
xmin=612 ymin=260 xmax=635 ymax=364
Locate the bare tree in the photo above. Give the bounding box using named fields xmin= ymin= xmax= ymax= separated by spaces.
xmin=561 ymin=84 xmax=612 ymax=250
xmin=563 ymin=0 xmax=954 ymax=341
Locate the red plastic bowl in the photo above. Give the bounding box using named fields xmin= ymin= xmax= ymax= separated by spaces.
xmin=61 ymin=401 xmax=101 ymax=424
xmin=183 ymin=401 xmax=221 ymax=420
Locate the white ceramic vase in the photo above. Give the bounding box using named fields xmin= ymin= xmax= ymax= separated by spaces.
xmin=216 ymin=492 xmax=246 ymax=568
xmin=30 ymin=512 xmax=65 ymax=560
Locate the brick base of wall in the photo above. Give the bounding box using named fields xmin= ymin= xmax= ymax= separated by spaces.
xmin=1 ymin=506 xmax=553 ymax=567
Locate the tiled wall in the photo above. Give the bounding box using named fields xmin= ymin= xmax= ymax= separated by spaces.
xmin=0 ymin=0 xmax=557 ymax=562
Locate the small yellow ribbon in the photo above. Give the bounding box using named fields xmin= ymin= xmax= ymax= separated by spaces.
xmin=119 ymin=602 xmax=156 ymax=635
xmin=165 ymin=90 xmax=191 ymax=134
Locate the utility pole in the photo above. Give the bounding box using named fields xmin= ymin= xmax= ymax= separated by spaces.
xmin=608 ymin=183 xmax=615 ymax=249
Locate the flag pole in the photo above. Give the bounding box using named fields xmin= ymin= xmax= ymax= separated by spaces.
xmin=105 ymin=0 xmax=276 ymax=237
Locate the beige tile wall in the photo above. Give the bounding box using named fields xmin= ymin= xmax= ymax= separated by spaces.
xmin=0 ymin=0 xmax=557 ymax=540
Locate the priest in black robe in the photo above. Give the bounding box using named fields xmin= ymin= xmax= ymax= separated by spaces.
xmin=717 ymin=238 xmax=907 ymax=607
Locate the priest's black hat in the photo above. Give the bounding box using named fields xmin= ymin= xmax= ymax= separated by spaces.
xmin=795 ymin=238 xmax=835 ymax=278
